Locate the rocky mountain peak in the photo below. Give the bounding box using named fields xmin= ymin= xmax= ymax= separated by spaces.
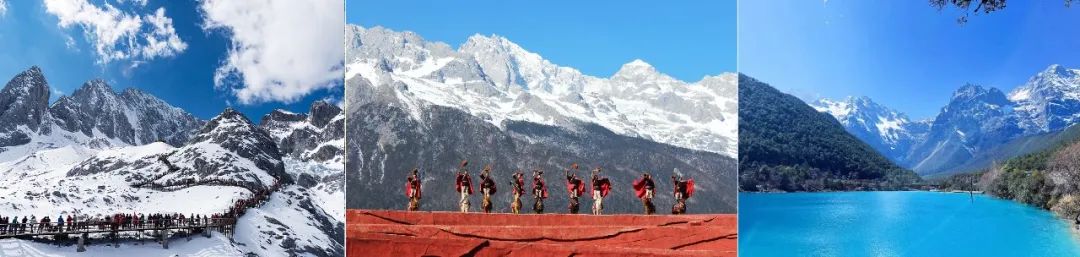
xmin=458 ymin=33 xmax=556 ymax=89
xmin=81 ymin=79 xmax=113 ymax=93
xmin=68 ymin=79 xmax=122 ymax=106
xmin=260 ymin=101 xmax=344 ymax=163
xmin=192 ymin=107 xmax=283 ymax=175
xmin=25 ymin=65 xmax=42 ymax=74
xmin=608 ymin=60 xmax=686 ymax=92
xmin=612 ymin=59 xmax=675 ymax=83
xmin=345 ymin=24 xmax=365 ymax=50
xmin=460 ymin=34 xmax=519 ymax=53
xmin=48 ymin=78 xmax=202 ymax=146
xmin=0 ymin=66 xmax=52 ymax=146
xmin=950 ymin=84 xmax=1009 ymax=105
xmin=850 ymin=95 xmax=875 ymax=106
xmin=2 ymin=66 xmax=49 ymax=96
xmin=812 ymin=97 xmax=855 ymax=118
xmin=192 ymin=108 xmax=253 ymax=145
xmin=203 ymin=107 xmax=252 ymax=131
xmin=699 ymin=73 xmax=738 ymax=98
xmin=309 ymin=100 xmax=342 ymax=128
xmin=615 ymin=59 xmax=656 ymax=74
xmin=262 ymin=109 xmax=306 ymax=126
xmin=1042 ymin=64 xmax=1072 ymax=77
xmin=1010 ymin=64 xmax=1080 ymax=101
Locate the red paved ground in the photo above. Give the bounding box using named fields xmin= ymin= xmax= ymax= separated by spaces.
xmin=347 ymin=209 xmax=737 ymax=257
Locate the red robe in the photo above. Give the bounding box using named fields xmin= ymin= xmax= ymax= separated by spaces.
xmin=534 ymin=179 xmax=548 ymax=199
xmin=590 ymin=178 xmax=611 ymax=197
xmin=632 ymin=177 xmax=655 ymax=199
xmin=566 ymin=178 xmax=585 ymax=197
xmin=456 ymin=174 xmax=474 ymax=194
xmin=514 ymin=176 xmax=526 ymax=195
xmin=404 ymin=179 xmax=422 ymax=199
xmin=685 ymin=179 xmax=695 ymax=198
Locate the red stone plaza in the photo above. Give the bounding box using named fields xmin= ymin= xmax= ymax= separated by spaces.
xmin=347 ymin=209 xmax=737 ymax=256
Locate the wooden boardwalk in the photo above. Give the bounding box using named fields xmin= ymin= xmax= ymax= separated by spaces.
xmin=0 ymin=218 xmax=237 ymax=251
xmin=0 ymin=218 xmax=236 ymax=239
xmin=0 ymin=176 xmax=284 ymax=252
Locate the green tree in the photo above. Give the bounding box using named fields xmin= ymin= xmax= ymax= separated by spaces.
xmin=930 ymin=0 xmax=1074 ymax=24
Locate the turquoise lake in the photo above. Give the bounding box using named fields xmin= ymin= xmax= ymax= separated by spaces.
xmin=740 ymin=191 xmax=1080 ymax=257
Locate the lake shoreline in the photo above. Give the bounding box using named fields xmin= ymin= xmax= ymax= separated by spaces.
xmin=739 ymin=189 xmax=972 ymax=194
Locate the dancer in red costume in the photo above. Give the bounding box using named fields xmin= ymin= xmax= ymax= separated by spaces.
xmin=590 ymin=167 xmax=612 ymax=215
xmin=404 ymin=168 xmax=422 ymax=211
xmin=564 ymin=163 xmax=586 ymax=214
xmin=633 ymin=172 xmax=657 ymax=215
xmin=455 ymin=160 xmax=474 ymax=213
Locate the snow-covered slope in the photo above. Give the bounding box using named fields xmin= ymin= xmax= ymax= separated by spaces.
xmin=812 ymin=96 xmax=928 ymax=161
xmin=66 ymin=108 xmax=287 ymax=191
xmin=0 ymin=67 xmax=344 ymax=256
xmin=0 ymin=141 xmax=258 ymax=217
xmin=346 ymin=25 xmax=737 ymax=157
xmin=1010 ymin=64 xmax=1080 ymax=133
xmin=260 ymin=101 xmax=345 ymax=223
xmin=261 ymin=101 xmax=345 ymax=164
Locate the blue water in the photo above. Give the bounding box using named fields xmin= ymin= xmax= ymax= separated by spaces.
xmin=740 ymin=191 xmax=1080 ymax=257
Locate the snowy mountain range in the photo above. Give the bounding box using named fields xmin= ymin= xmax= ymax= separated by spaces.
xmin=345 ymin=25 xmax=738 ymax=157
xmin=812 ymin=96 xmax=929 ymax=162
xmin=345 ymin=25 xmax=738 ymax=213
xmin=813 ymin=64 xmax=1080 ymax=176
xmin=0 ymin=66 xmax=343 ymax=256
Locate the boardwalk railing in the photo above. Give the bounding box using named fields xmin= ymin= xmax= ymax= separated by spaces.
xmin=0 ymin=218 xmax=237 ymax=239
xmin=0 ymin=173 xmax=286 ymax=252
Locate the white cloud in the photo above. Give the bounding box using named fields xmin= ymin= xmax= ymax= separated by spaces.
xmin=63 ymin=35 xmax=78 ymax=50
xmin=0 ymin=0 xmax=8 ymax=16
xmin=200 ymin=0 xmax=344 ymax=104
xmin=42 ymin=0 xmax=187 ymax=64
xmin=118 ymin=0 xmax=148 ymax=7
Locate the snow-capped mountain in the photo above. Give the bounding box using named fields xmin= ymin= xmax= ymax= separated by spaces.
xmin=346 ymin=25 xmax=738 ymax=213
xmin=50 ymin=80 xmax=203 ymax=147
xmin=811 ymin=96 xmax=928 ymax=161
xmin=261 ymin=101 xmax=344 ymax=164
xmin=815 ymin=64 xmax=1080 ymax=176
xmin=260 ymin=100 xmax=345 ymax=222
xmin=0 ymin=67 xmax=51 ymax=147
xmin=1010 ymin=64 xmax=1080 ymax=133
xmin=0 ymin=67 xmax=343 ymax=256
xmin=0 ymin=66 xmax=204 ymax=162
xmin=905 ymin=84 xmax=1023 ymax=174
xmin=346 ymin=25 xmax=738 ymax=157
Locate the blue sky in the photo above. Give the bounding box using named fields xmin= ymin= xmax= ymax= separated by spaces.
xmin=739 ymin=1 xmax=1080 ymax=119
xmin=348 ymin=0 xmax=737 ymax=82
xmin=0 ymin=1 xmax=341 ymax=120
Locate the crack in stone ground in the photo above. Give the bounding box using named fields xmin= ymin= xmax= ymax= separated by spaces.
xmin=360 ymin=212 xmax=415 ymax=225
xmin=438 ymin=227 xmax=646 ymax=243
xmin=670 ymin=233 xmax=738 ymax=250
xmin=461 ymin=240 xmax=491 ymax=257
xmin=373 ymin=231 xmax=416 ymax=237
xmin=655 ymin=216 xmax=717 ymax=227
